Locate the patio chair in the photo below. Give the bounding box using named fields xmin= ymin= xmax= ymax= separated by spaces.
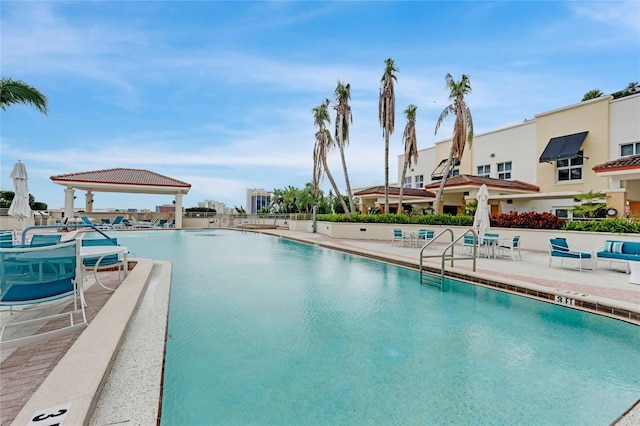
xmin=462 ymin=234 xmax=482 ymax=256
xmin=28 ymin=234 xmax=62 ymax=247
xmin=415 ymin=229 xmax=435 ymax=247
xmin=498 ymin=236 xmax=522 ymax=261
xmin=0 ymin=240 xmax=88 ymax=349
xmin=111 ymin=216 xmax=125 ymax=229
xmin=0 ymin=231 xmax=16 ymax=248
xmin=154 ymin=219 xmax=168 ymax=228
xmin=549 ymin=238 xmax=595 ymax=272
xmin=81 ymin=237 xmax=126 ymax=280
xmin=391 ymin=229 xmax=410 ymax=247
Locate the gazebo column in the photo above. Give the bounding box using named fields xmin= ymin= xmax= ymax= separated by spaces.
xmin=174 ymin=194 xmax=183 ymax=229
xmin=85 ymin=191 xmax=94 ymax=213
xmin=64 ymin=187 xmax=75 ymax=220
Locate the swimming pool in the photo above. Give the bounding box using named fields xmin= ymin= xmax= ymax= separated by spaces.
xmin=114 ymin=230 xmax=640 ymax=425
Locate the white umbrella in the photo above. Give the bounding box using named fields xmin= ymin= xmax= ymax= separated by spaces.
xmin=8 ymin=160 xmax=31 ymax=228
xmin=473 ymin=184 xmax=490 ymax=241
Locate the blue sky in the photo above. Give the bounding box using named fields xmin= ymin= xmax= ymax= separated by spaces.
xmin=1 ymin=1 xmax=638 ymax=211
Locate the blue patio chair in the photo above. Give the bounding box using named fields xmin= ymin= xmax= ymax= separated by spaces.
xmin=81 ymin=237 xmax=125 ymax=280
xmin=0 ymin=240 xmax=88 ymax=348
xmin=498 ymin=236 xmax=522 ymax=261
xmin=549 ymin=238 xmax=594 ymax=272
xmin=0 ymin=231 xmax=15 ymax=248
xmin=463 ymin=234 xmax=483 ymax=256
xmin=28 ymin=234 xmax=62 ymax=247
xmin=415 ymin=229 xmax=435 ymax=247
xmin=391 ymin=229 xmax=409 ymax=247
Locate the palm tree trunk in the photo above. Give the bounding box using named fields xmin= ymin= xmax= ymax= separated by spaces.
xmin=433 ymin=147 xmax=455 ymax=214
xmin=338 ymin=144 xmax=355 ymax=214
xmin=323 ymin=158 xmax=351 ymax=219
xmin=384 ymin=130 xmax=390 ymax=213
xmin=398 ymin=159 xmax=409 ymax=214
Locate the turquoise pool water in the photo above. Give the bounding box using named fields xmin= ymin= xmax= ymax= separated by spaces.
xmin=114 ymin=230 xmax=640 ymax=425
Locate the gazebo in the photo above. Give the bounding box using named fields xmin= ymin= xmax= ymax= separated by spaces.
xmin=50 ymin=168 xmax=191 ymax=229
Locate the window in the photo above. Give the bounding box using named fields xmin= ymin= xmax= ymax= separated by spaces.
xmin=415 ymin=175 xmax=424 ymax=189
xmin=448 ymin=169 xmax=459 ymax=178
xmin=621 ymin=142 xmax=640 ymax=157
xmin=477 ymin=165 xmax=490 ymax=177
xmin=403 ymin=176 xmax=412 ymax=188
xmin=497 ymin=161 xmax=512 ymax=179
xmin=557 ymin=151 xmax=583 ymax=182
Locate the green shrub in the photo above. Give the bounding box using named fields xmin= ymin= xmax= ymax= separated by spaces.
xmin=562 ymin=218 xmax=640 ymax=233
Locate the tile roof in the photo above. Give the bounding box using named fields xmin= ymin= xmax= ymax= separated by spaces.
xmin=592 ymin=155 xmax=640 ymax=172
xmin=50 ymin=168 xmax=191 ymax=188
xmin=353 ymin=186 xmax=436 ymax=198
xmin=423 ymin=174 xmax=539 ymax=192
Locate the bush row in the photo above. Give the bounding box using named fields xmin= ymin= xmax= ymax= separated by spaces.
xmin=314 ymin=212 xmax=639 ymax=234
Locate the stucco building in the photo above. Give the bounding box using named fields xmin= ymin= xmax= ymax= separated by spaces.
xmin=378 ymin=93 xmax=640 ymax=218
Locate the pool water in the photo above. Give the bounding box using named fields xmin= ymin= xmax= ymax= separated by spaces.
xmin=114 ymin=230 xmax=640 ymax=425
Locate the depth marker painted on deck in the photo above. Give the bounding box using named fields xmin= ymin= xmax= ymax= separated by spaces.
xmin=27 ymin=403 xmax=71 ymax=426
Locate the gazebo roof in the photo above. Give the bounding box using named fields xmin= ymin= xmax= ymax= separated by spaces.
xmin=50 ymin=168 xmax=191 ymax=195
xmin=354 ymin=186 xmax=436 ymax=198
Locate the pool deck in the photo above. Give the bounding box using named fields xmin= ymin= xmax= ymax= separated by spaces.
xmin=1 ymin=228 xmax=639 ymax=425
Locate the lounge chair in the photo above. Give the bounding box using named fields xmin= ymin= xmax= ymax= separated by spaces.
xmin=549 ymin=238 xmax=595 ymax=272
xmin=130 ymin=218 xmax=154 ymax=228
xmin=80 ymin=216 xmax=96 ymax=227
xmin=154 ymin=219 xmax=168 ymax=228
xmin=111 ymin=216 xmax=125 ymax=229
xmin=0 ymin=240 xmax=88 ymax=349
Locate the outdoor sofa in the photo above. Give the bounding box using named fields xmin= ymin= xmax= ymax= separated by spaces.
xmin=595 ymin=240 xmax=640 ymax=273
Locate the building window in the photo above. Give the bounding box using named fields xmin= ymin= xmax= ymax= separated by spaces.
xmin=477 ymin=165 xmax=490 ymax=177
xmin=415 ymin=175 xmax=424 ymax=189
xmin=621 ymin=142 xmax=640 ymax=157
xmin=557 ymin=152 xmax=583 ymax=182
xmin=448 ymin=169 xmax=459 ymax=178
xmin=497 ymin=161 xmax=512 ymax=179
xmin=403 ymin=176 xmax=412 ymax=188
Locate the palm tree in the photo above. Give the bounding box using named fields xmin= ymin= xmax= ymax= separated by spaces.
xmin=312 ymin=99 xmax=351 ymax=219
xmin=398 ymin=104 xmax=418 ymax=214
xmin=581 ymin=89 xmax=604 ymax=101
xmin=625 ymin=81 xmax=639 ymax=95
xmin=334 ymin=80 xmax=356 ymax=214
xmin=433 ymin=73 xmax=474 ymax=213
xmin=379 ymin=58 xmax=398 ymax=213
xmin=0 ymin=77 xmax=48 ymax=114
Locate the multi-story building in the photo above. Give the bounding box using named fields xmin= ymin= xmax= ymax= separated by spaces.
xmin=358 ymin=93 xmax=639 ymax=218
xmin=246 ymin=188 xmax=271 ymax=215
xmin=197 ymin=199 xmax=227 ymax=213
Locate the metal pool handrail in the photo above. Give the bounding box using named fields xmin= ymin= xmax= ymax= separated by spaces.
xmin=419 ymin=228 xmax=478 ymax=289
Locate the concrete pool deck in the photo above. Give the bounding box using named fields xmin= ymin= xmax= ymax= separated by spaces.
xmin=1 ymin=228 xmax=639 ymax=425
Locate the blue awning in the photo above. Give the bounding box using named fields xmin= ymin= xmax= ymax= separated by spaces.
xmin=539 ymin=131 xmax=588 ymax=163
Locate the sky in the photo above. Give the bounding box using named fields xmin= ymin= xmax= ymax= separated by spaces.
xmin=1 ymin=1 xmax=639 ymax=211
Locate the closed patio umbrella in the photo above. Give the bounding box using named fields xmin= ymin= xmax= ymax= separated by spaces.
xmin=473 ymin=184 xmax=490 ymax=240
xmin=8 ymin=160 xmax=31 ymax=228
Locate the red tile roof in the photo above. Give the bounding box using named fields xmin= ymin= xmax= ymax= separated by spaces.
xmin=423 ymin=174 xmax=539 ymax=192
xmin=354 ymin=186 xmax=436 ymax=198
xmin=50 ymin=168 xmax=191 ymax=188
xmin=592 ymin=155 xmax=640 ymax=172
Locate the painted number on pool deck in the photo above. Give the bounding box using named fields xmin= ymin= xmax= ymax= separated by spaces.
xmin=27 ymin=403 xmax=71 ymax=426
xmin=554 ymin=295 xmax=575 ymax=306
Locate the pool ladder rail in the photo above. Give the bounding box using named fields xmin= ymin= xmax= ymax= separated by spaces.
xmin=419 ymin=228 xmax=478 ymax=290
